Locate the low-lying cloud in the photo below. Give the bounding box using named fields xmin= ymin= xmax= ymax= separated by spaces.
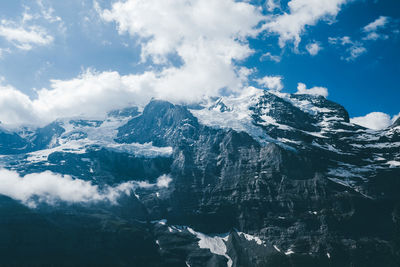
xmin=0 ymin=168 xmax=135 ymax=208
xmin=135 ymin=174 xmax=173 ymax=189
xmin=0 ymin=169 xmax=174 ymax=208
xmin=351 ymin=112 xmax=400 ymax=130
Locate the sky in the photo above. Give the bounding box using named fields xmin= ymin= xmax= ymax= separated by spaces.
xmin=0 ymin=0 xmax=398 ymax=129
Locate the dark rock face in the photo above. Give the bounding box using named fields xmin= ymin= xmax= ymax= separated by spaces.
xmin=0 ymin=130 xmax=29 ymax=154
xmin=117 ymin=100 xmax=200 ymax=146
xmin=0 ymin=92 xmax=399 ymax=266
xmin=30 ymin=121 xmax=66 ymax=150
xmin=108 ymin=106 xmax=140 ymax=118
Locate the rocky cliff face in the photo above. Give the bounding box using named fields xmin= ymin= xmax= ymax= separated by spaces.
xmin=0 ymin=90 xmax=399 ymax=267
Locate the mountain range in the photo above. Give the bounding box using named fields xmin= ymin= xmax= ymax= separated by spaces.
xmin=0 ymin=89 xmax=399 ymax=267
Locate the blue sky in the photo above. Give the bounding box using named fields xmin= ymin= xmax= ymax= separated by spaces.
xmin=0 ymin=0 xmax=398 ymax=129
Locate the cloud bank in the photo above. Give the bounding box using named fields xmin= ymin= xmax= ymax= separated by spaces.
xmin=0 ymin=168 xmax=135 ymax=208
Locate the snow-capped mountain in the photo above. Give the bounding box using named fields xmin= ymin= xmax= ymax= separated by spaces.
xmin=0 ymin=90 xmax=399 ymax=267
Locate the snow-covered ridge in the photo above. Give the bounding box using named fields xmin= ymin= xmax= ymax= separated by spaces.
xmin=189 ymin=88 xmax=349 ymax=148
xmin=26 ymin=116 xmax=173 ymax=163
xmin=190 ymin=87 xmax=274 ymax=145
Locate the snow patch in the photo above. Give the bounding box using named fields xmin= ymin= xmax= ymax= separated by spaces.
xmin=190 ymin=87 xmax=274 ymax=145
xmin=273 ymin=245 xmax=281 ymax=252
xmin=26 ymin=116 xmax=172 ymax=164
xmin=285 ymin=249 xmax=294 ymax=255
xmin=187 ymin=227 xmax=232 ymax=267
xmin=387 ymin=161 xmax=400 ymax=168
xmin=237 ymin=232 xmax=265 ymax=246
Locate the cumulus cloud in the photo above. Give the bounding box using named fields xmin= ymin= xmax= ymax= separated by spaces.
xmin=350 ymin=112 xmax=394 ymax=130
xmin=263 ymin=0 xmax=348 ymax=48
xmin=306 ymin=42 xmax=322 ymax=56
xmin=101 ymin=0 xmax=261 ymax=62
xmin=256 ymin=75 xmax=283 ymax=91
xmin=0 ymin=169 xmax=135 ymax=208
xmin=99 ymin=0 xmax=263 ymax=102
xmin=363 ymin=16 xmax=389 ymax=33
xmin=296 ymin=82 xmax=328 ymax=97
xmin=0 ymin=83 xmax=39 ymax=125
xmin=0 ymin=20 xmax=53 ymax=50
xmin=0 ymin=70 xmax=156 ymax=126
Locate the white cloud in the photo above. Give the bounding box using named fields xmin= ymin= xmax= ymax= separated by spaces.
xmin=156 ymin=174 xmax=173 ymax=188
xmin=350 ymin=112 xmax=393 ymax=130
xmin=0 ymin=20 xmax=53 ymax=50
xmin=306 ymin=42 xmax=321 ymax=56
xmin=133 ymin=174 xmax=173 ymax=189
xmin=328 ymin=36 xmax=366 ymax=61
xmin=0 ymin=64 xmax=253 ymax=127
xmin=347 ymin=45 xmax=366 ymax=61
xmin=33 ymin=70 xmax=156 ymax=120
xmin=36 ymin=0 xmax=62 ymax=23
xmin=296 ymin=82 xmax=328 ymax=97
xmin=363 ymin=16 xmax=389 ymax=33
xmin=256 ymin=75 xmax=283 ymax=91
xmin=363 ymin=32 xmax=380 ymax=41
xmin=260 ymin=52 xmax=281 ymax=62
xmin=263 ymin=0 xmax=348 ymax=48
xmin=99 ymin=0 xmax=264 ymax=101
xmin=0 ymin=169 xmax=135 ymax=208
xmin=329 ymin=16 xmax=391 ymax=60
xmin=0 ymin=70 xmax=158 ymax=126
xmin=362 ymin=16 xmax=390 ymax=41
xmin=100 ymin=0 xmax=261 ymax=62
xmin=0 ymin=83 xmax=39 ymax=125
xmin=266 ymin=0 xmax=281 ymax=12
